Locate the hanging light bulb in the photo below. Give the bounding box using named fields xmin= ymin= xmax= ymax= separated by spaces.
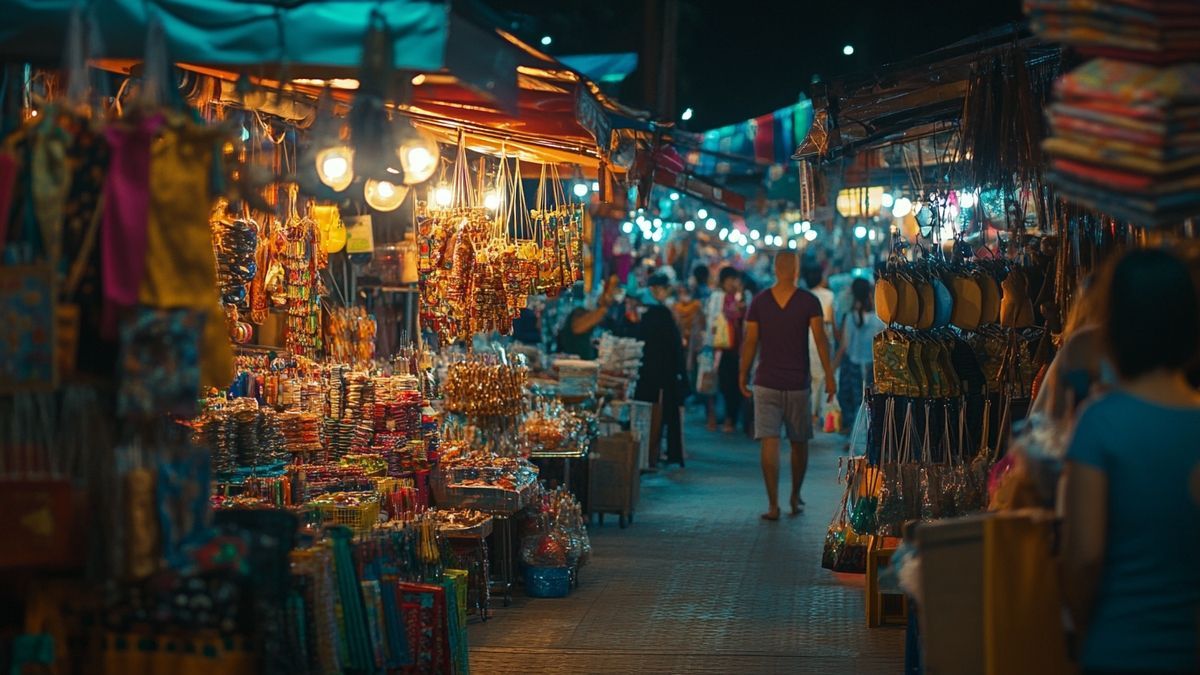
xmin=684 ymin=220 xmax=696 ymax=232
xmin=392 ymin=122 xmax=440 ymax=185
xmin=364 ymin=179 xmax=409 ymax=212
xmin=433 ymin=183 xmax=454 ymax=208
xmin=316 ymin=146 xmax=355 ymax=192
xmin=705 ymin=218 xmax=717 ymax=231
xmin=804 ymin=229 xmax=818 ymax=241
xmin=573 ymin=182 xmax=590 ymax=198
xmin=482 ymin=189 xmax=502 ymax=211
xmin=697 ymin=208 xmax=708 ymax=219
xmin=892 ymin=197 xmax=913 ymax=218
xmin=854 ymin=225 xmax=868 ymax=239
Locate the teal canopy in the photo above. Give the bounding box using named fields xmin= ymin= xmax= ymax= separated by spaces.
xmin=0 ymin=0 xmax=449 ymax=72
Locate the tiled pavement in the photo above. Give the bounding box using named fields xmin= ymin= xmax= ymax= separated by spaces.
xmin=469 ymin=417 xmax=905 ymax=674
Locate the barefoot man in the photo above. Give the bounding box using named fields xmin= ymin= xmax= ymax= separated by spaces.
xmin=739 ymin=252 xmax=836 ymax=520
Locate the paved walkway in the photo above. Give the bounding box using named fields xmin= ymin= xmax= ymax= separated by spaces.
xmin=469 ymin=417 xmax=905 ymax=674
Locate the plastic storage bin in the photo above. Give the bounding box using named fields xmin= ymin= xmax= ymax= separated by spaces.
xmin=523 ymin=565 xmax=572 ymax=598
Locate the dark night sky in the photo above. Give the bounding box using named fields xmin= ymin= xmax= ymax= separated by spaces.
xmin=484 ymin=0 xmax=1025 ymax=129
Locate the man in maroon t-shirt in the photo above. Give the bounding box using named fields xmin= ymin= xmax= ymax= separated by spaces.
xmin=739 ymin=252 xmax=836 ymax=521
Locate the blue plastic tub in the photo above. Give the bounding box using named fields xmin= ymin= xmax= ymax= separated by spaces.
xmin=524 ymin=565 xmax=572 ymax=598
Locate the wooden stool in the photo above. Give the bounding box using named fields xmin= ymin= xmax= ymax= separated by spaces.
xmin=866 ymin=546 xmax=908 ymax=627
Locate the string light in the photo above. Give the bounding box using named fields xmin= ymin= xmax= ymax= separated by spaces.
xmin=854 ymin=225 xmax=868 ymax=239
xmin=684 ymin=220 xmax=696 ymax=231
xmin=705 ymin=218 xmax=717 ymax=231
xmin=622 ymin=221 xmax=634 ymax=234
xmin=804 ymin=229 xmax=818 ymax=241
xmin=697 ymin=208 xmax=708 ymax=219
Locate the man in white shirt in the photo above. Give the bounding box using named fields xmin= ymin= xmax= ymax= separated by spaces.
xmin=803 ymin=265 xmax=835 ymax=426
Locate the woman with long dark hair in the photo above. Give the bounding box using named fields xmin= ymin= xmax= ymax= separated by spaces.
xmin=1061 ymin=248 xmax=1200 ymax=674
xmin=833 ymin=277 xmax=885 ymax=434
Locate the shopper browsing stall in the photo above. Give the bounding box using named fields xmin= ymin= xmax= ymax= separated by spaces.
xmin=635 ymin=273 xmax=688 ymax=469
xmin=556 ymin=277 xmax=619 ymax=359
xmin=707 ymin=266 xmax=750 ymax=433
xmin=739 ymin=252 xmax=835 ymax=521
xmin=833 ymin=278 xmax=885 ymax=437
xmin=803 ymin=264 xmax=835 ymax=424
xmin=1061 ymin=249 xmax=1200 ymax=674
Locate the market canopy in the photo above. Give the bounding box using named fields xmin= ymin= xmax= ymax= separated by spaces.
xmin=0 ymin=0 xmax=654 ymax=171
xmin=793 ymin=24 xmax=1058 ymax=162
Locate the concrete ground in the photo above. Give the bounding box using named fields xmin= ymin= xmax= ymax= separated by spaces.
xmin=468 ymin=418 xmax=905 ymax=674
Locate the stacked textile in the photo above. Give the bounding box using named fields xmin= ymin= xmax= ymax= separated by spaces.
xmin=1042 ymin=58 xmax=1200 ymax=226
xmin=1025 ymin=0 xmax=1200 ymax=64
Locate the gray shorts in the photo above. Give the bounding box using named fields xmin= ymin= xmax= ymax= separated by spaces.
xmin=753 ymin=386 xmax=814 ymax=441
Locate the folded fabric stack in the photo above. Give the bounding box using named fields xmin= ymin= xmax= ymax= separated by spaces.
xmin=1042 ymin=58 xmax=1200 ymax=226
xmin=1025 ymin=0 xmax=1200 ymax=64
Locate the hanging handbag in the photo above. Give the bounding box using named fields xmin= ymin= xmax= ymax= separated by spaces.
xmin=821 ymin=476 xmax=869 ymax=573
xmin=898 ymin=402 xmax=924 ymax=523
xmin=936 ymin=402 xmax=964 ymax=518
xmin=917 ymin=404 xmax=937 ymax=521
xmin=873 ymin=331 xmax=919 ymax=397
xmin=821 ymin=476 xmax=853 ymax=570
xmin=848 ymin=456 xmax=881 ymax=535
xmin=875 ymin=398 xmax=907 ymax=537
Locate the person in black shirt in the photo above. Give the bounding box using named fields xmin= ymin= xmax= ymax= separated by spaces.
xmin=634 ymin=273 xmax=688 ymax=469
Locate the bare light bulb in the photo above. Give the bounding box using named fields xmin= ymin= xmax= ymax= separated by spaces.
xmin=364 ymin=179 xmax=408 ymax=212
xmin=316 ymin=146 xmax=354 ymax=192
xmin=396 ymin=128 xmax=439 ymax=185
xmin=483 ymin=189 xmax=501 ymax=211
xmin=434 ymin=185 xmax=454 ymax=208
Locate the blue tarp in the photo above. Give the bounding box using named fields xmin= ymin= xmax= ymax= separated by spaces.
xmin=559 ymin=52 xmax=638 ymax=84
xmin=0 ymin=0 xmax=450 ymax=71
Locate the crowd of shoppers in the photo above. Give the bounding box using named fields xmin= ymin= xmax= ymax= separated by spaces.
xmin=542 ymin=241 xmax=1199 ymax=671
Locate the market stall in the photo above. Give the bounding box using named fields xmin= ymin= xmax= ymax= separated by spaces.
xmin=0 ymin=3 xmax=657 ymax=672
xmin=794 ymin=17 xmax=1199 ymax=673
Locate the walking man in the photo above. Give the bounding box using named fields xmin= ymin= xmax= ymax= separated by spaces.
xmin=739 ymin=252 xmax=836 ymax=520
